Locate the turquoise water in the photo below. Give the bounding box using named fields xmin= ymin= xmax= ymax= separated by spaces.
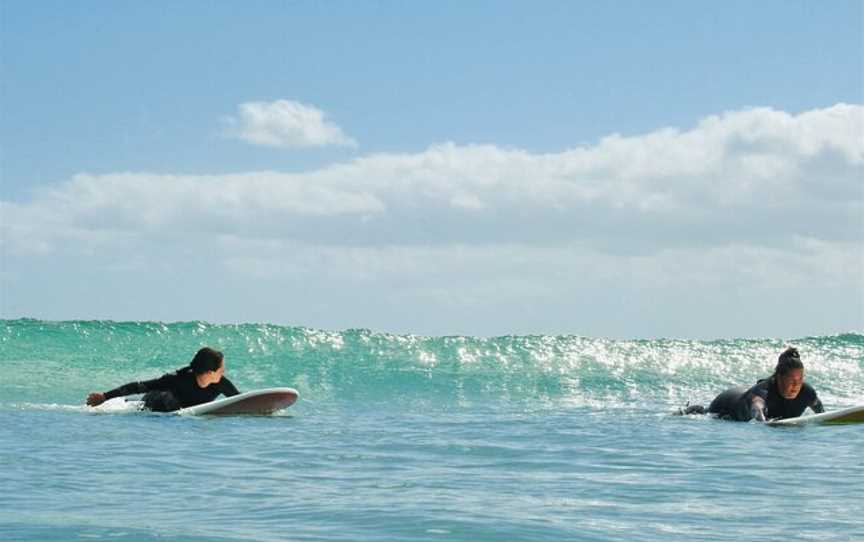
xmin=2 ymin=320 xmax=862 ymax=541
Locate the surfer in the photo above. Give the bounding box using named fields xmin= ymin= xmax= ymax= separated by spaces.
xmin=85 ymin=347 xmax=240 ymax=412
xmin=680 ymin=347 xmax=824 ymax=421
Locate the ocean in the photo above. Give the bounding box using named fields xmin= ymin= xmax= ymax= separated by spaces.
xmin=1 ymin=319 xmax=862 ymax=541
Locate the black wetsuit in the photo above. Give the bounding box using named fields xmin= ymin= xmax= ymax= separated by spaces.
xmin=103 ymin=367 xmax=240 ymax=412
xmin=708 ymin=376 xmax=823 ymax=421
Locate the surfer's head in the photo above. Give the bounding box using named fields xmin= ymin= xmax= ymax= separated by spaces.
xmin=191 ymin=347 xmax=225 ymax=384
xmin=774 ymin=347 xmax=805 ymax=400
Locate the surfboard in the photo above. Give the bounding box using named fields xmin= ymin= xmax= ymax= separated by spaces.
xmin=766 ymin=404 xmax=864 ymax=427
xmin=177 ymin=387 xmax=299 ymax=416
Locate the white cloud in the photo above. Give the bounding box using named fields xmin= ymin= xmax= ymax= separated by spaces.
xmin=4 ymin=103 xmax=861 ymax=335
xmin=213 ymin=237 xmax=862 ymax=291
xmin=4 ymin=103 xmax=861 ymax=257
xmin=223 ymin=99 xmax=357 ymax=149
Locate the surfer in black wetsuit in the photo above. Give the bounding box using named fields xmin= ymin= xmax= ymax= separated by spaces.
xmin=86 ymin=347 xmax=240 ymax=412
xmin=681 ymin=347 xmax=824 ymax=421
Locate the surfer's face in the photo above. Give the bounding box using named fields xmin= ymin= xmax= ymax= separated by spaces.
xmin=777 ymin=368 xmax=804 ymax=399
xmin=198 ymin=361 xmax=225 ymax=387
xmin=213 ymin=361 xmax=225 ymax=383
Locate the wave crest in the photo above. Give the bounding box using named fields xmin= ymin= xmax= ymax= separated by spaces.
xmin=2 ymin=320 xmax=862 ymax=408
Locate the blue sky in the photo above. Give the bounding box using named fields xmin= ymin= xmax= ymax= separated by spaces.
xmin=1 ymin=1 xmax=862 ymax=338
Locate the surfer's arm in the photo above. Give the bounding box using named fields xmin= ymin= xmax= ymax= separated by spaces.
xmin=219 ymin=377 xmax=240 ymax=397
xmin=87 ymin=383 xmax=149 ymax=406
xmin=87 ymin=383 xmax=148 ymax=406
xmin=89 ymin=374 xmax=175 ymax=405
xmin=810 ymin=396 xmax=825 ymax=414
xmin=103 ymin=381 xmax=150 ymax=399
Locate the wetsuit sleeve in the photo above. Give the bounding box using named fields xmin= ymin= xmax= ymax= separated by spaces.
xmin=219 ymin=377 xmax=240 ymax=397
xmin=808 ymin=387 xmax=825 ymax=413
xmin=103 ymin=373 xmax=175 ymax=400
xmin=811 ymin=398 xmax=825 ymax=413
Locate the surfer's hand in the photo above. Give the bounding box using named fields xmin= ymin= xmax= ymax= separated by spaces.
xmin=750 ymin=397 xmax=767 ymax=422
xmin=87 ymin=392 xmax=106 ymax=406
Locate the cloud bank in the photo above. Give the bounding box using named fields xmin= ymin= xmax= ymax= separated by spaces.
xmin=3 ymin=103 xmax=862 ymax=335
xmin=223 ymin=99 xmax=357 ymax=149
xmin=5 ymin=103 xmax=862 ymax=253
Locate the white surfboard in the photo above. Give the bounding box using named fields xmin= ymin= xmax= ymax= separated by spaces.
xmin=766 ymin=404 xmax=864 ymax=427
xmin=177 ymin=387 xmax=299 ymax=416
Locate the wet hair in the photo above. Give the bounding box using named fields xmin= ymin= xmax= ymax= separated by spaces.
xmin=774 ymin=347 xmax=804 ymax=377
xmin=190 ymin=347 xmax=224 ymax=375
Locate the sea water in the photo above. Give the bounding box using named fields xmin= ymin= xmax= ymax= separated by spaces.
xmin=1 ymin=320 xmax=862 ymax=541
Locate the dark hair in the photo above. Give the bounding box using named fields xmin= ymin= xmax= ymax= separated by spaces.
xmin=774 ymin=347 xmax=804 ymax=377
xmin=190 ymin=347 xmax=224 ymax=375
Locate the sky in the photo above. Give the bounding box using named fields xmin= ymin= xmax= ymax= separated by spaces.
xmin=1 ymin=1 xmax=862 ymax=338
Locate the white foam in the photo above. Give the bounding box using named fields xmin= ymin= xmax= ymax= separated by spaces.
xmin=90 ymin=397 xmax=144 ymax=414
xmin=6 ymin=398 xmax=145 ymax=414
